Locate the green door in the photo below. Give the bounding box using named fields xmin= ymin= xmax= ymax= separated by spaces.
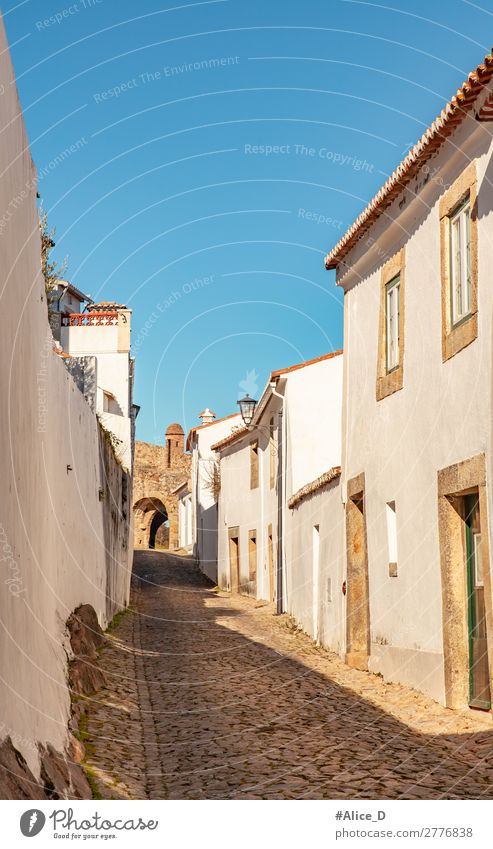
xmin=465 ymin=494 xmax=491 ymax=710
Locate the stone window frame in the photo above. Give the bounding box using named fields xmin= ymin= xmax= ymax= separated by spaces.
xmin=376 ymin=248 xmax=405 ymax=401
xmin=439 ymin=161 xmax=478 ymax=362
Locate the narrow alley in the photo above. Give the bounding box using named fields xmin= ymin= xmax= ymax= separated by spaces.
xmin=83 ymin=551 xmax=493 ymax=800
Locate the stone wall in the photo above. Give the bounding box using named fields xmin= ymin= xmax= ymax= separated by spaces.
xmin=0 ymin=16 xmax=132 ymax=797
xmin=133 ymin=438 xmax=191 ymax=550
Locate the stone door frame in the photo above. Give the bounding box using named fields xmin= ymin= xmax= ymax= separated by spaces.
xmin=437 ymin=453 xmax=493 ymax=711
xmin=345 ymin=472 xmax=370 ymax=670
xmin=228 ymin=526 xmax=240 ymax=593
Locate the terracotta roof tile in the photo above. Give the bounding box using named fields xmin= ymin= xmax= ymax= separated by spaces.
xmin=270 ymin=349 xmax=343 ymax=379
xmin=325 ymin=51 xmax=493 ymax=270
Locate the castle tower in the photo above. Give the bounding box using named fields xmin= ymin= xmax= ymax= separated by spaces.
xmin=165 ymin=423 xmax=184 ymax=468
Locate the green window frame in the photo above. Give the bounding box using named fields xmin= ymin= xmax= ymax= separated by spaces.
xmin=385 ymin=274 xmax=400 ymax=374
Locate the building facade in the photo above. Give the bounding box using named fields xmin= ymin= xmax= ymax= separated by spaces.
xmin=214 ymin=352 xmax=344 ymax=649
xmin=176 ymin=482 xmax=193 ymax=552
xmin=187 ymin=410 xmax=242 ymax=582
xmin=325 ymin=51 xmax=493 ymax=710
xmin=60 ymin=301 xmax=135 ymax=471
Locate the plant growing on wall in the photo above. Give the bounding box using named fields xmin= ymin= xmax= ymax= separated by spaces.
xmin=39 ymin=203 xmax=67 ymax=303
xmin=202 ymin=459 xmax=221 ymax=501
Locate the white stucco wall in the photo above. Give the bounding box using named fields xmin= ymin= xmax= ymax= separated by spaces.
xmin=284 ymin=353 xmax=343 ymax=496
xmin=287 ymin=482 xmax=344 ymax=655
xmin=191 ymin=414 xmax=241 ymax=581
xmin=0 ymin=20 xmax=132 ymax=777
xmin=98 ymin=411 xmax=132 ymax=471
xmin=217 ymin=429 xmax=265 ymax=597
xmin=178 ymin=491 xmax=193 ymax=550
xmin=61 ymin=319 xmax=133 ymax=469
xmin=338 ymin=91 xmax=493 ymax=704
xmin=217 ymin=356 xmax=344 ymax=610
xmin=61 ymin=332 xmax=132 ymax=418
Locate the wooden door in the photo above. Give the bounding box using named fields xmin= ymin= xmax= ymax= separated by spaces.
xmin=465 ymin=494 xmax=491 ymax=709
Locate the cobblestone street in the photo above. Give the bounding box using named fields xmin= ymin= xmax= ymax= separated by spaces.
xmin=83 ymin=550 xmax=493 ymax=800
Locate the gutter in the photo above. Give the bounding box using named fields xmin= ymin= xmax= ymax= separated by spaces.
xmin=269 ymin=380 xmax=285 ymax=616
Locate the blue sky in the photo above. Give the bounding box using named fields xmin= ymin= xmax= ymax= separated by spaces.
xmin=4 ymin=0 xmax=491 ymax=442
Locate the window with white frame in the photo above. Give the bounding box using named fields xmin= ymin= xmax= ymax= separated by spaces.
xmin=449 ymin=198 xmax=471 ymax=326
xmin=385 ymin=274 xmax=400 ymax=373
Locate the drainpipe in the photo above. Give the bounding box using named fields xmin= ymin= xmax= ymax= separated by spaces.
xmin=270 ymin=381 xmax=285 ymax=615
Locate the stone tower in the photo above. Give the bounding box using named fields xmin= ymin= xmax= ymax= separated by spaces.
xmin=165 ymin=422 xmax=185 ymax=468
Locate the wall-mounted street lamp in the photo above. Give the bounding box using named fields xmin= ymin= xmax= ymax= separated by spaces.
xmin=237 ymin=394 xmax=257 ymax=428
xmin=236 ymin=386 xmax=284 ymax=617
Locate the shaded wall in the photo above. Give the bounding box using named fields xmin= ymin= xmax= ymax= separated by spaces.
xmin=0 ymin=17 xmax=132 ymax=782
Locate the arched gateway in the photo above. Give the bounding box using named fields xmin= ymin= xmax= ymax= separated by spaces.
xmin=132 ymin=422 xmax=192 ymax=551
xmin=133 ymin=497 xmax=169 ymax=549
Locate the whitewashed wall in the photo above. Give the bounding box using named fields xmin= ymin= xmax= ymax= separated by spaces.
xmin=191 ymin=414 xmax=241 ymax=581
xmin=282 ymin=354 xmax=344 ymax=640
xmin=217 ymin=429 xmax=264 ymax=595
xmin=284 ymin=354 xmax=343 ymax=496
xmin=0 ymin=19 xmax=131 ymax=779
xmin=286 ymin=482 xmax=345 ymax=655
xmin=338 ymin=90 xmax=493 ymax=704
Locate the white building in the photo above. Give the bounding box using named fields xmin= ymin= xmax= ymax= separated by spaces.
xmin=48 ymin=280 xmax=91 ymax=341
xmin=213 ymin=351 xmax=344 ymax=654
xmin=50 ymin=280 xmax=91 ymax=315
xmin=60 ymin=301 xmax=135 ymax=471
xmin=325 ymin=50 xmax=493 ymax=710
xmin=186 ymin=410 xmax=242 ymax=581
xmin=175 ymin=481 xmax=193 ymax=552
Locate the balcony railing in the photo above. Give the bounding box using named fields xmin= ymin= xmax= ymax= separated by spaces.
xmin=62 ymin=312 xmax=119 ymax=327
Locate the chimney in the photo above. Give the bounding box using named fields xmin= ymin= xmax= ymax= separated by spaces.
xmin=199 ymin=408 xmax=216 ymax=426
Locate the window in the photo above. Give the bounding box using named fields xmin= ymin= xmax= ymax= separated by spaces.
xmin=385 ymin=275 xmax=400 ymax=373
xmin=250 ymin=440 xmax=259 ymax=489
xmin=449 ymin=199 xmax=471 ymax=326
xmin=327 ymin=576 xmax=332 ymax=603
xmin=439 ymin=161 xmax=477 ymax=361
xmin=386 ymin=500 xmax=398 ymax=577
xmin=103 ymin=391 xmax=113 ymax=413
xmin=376 ymin=249 xmax=405 ymax=401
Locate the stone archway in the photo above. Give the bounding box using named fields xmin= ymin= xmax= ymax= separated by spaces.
xmin=133 ymin=497 xmax=169 ymax=550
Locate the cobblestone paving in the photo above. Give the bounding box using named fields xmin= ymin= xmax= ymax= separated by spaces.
xmin=84 ymin=550 xmax=493 ymax=799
